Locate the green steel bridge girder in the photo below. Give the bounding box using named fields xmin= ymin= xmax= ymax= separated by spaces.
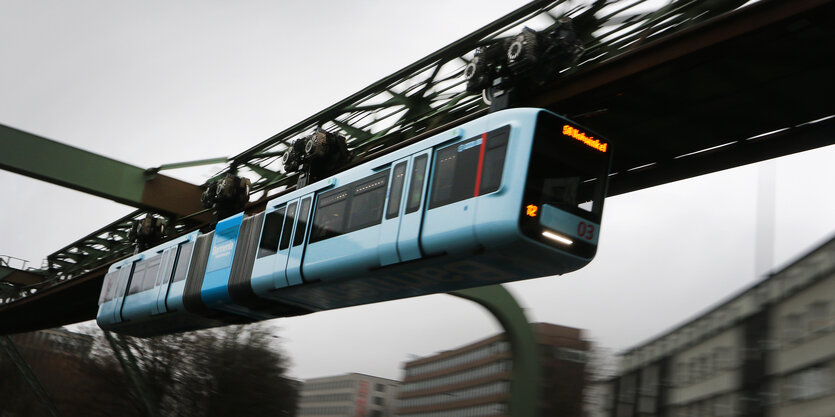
xmin=452 ymin=285 xmax=541 ymax=417
xmin=0 ymin=266 xmax=47 ymax=286
xmin=0 ymin=124 xmax=206 ymax=219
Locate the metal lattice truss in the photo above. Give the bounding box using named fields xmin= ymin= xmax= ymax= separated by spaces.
xmin=43 ymin=210 xmax=202 ymax=282
xmin=216 ymin=0 xmax=751 ymax=196
xmin=5 ymin=0 xmax=754 ymax=302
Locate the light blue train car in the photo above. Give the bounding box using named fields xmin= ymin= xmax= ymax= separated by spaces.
xmin=97 ymin=231 xmax=251 ymax=336
xmin=98 ymin=107 xmax=612 ymax=336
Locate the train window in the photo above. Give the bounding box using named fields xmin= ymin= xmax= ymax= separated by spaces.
xmin=113 ymin=267 xmax=131 ymax=300
xmin=257 ymin=207 xmax=285 ymax=258
xmin=429 ymin=136 xmax=481 ymax=209
xmin=406 ymin=154 xmax=428 ymax=213
xmin=172 ymin=241 xmax=194 ymax=282
xmin=107 ymin=268 xmax=124 ymax=301
xmin=99 ymin=271 xmax=117 ymax=303
xmin=347 ymin=172 xmax=388 ymax=231
xmin=525 ymin=115 xmax=608 ymax=220
xmin=479 ymin=126 xmax=509 ymax=195
xmin=386 ymin=162 xmax=407 ymax=219
xmin=293 ymin=198 xmax=312 ymax=247
xmin=142 ymin=258 xmax=161 ymax=291
xmin=127 ymin=261 xmax=148 ymax=295
xmin=280 ymin=202 xmax=298 ymax=250
xmin=310 ymin=187 xmax=350 ymax=243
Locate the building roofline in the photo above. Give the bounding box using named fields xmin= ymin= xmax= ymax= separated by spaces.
xmin=302 ymin=372 xmax=401 ymax=384
xmin=402 ymin=322 xmax=583 ymax=367
xmin=618 ymin=232 xmax=835 ymax=356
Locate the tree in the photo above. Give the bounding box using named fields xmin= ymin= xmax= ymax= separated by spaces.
xmin=1 ymin=322 xmax=298 ymax=417
xmin=90 ymin=322 xmax=299 ymax=417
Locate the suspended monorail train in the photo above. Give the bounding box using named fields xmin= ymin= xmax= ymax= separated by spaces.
xmin=97 ymin=107 xmax=612 ymax=336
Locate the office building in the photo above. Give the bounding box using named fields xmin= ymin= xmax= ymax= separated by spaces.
xmin=397 ymin=322 xmax=589 ymax=417
xmin=602 ymin=235 xmax=835 ymax=416
xmin=297 ymin=372 xmax=400 ymax=417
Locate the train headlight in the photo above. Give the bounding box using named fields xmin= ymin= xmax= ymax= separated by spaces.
xmin=542 ymin=230 xmax=573 ymax=246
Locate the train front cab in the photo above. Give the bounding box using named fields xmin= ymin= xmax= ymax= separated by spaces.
xmin=416 ymin=108 xmax=609 ymax=278
xmin=471 ymin=108 xmax=610 ymax=274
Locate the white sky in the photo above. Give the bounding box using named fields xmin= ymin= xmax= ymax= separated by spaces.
xmin=1 ymin=0 xmax=834 ymax=381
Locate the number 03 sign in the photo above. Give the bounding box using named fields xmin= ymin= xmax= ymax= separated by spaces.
xmin=577 ymin=221 xmax=595 ymax=240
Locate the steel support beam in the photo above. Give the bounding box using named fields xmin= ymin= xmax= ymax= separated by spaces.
xmin=0 ymin=266 xmax=106 ymax=335
xmin=0 ymin=124 xmax=206 ymax=218
xmin=452 ymin=285 xmax=541 ymax=417
xmin=535 ymin=0 xmax=834 ymax=106
xmin=0 ymin=266 xmax=48 ymax=286
xmin=608 ymin=117 xmax=835 ymax=197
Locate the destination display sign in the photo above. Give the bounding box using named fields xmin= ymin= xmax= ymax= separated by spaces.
xmin=562 ymin=124 xmax=608 ymax=152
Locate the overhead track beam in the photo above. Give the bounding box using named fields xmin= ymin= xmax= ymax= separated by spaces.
xmin=0 ymin=266 xmax=47 ymax=286
xmin=0 ymin=124 xmax=206 ymax=218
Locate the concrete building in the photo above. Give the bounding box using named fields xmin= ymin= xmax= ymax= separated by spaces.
xmin=1 ymin=328 xmax=96 ymax=415
xmin=603 ymin=235 xmax=835 ymax=417
xmin=9 ymin=327 xmax=94 ymax=360
xmin=297 ymin=373 xmax=400 ymax=417
xmin=397 ymin=323 xmax=589 ymax=417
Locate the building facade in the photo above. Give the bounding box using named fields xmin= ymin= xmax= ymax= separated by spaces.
xmin=297 ymin=373 xmax=400 ymax=417
xmin=397 ymin=323 xmax=589 ymax=417
xmin=1 ymin=328 xmax=96 ymax=415
xmin=603 ymin=235 xmax=835 ymax=417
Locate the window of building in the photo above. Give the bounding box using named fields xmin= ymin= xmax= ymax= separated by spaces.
xmin=784 ymin=365 xmax=834 ymax=401
xmin=808 ymin=301 xmax=831 ymax=333
xmin=702 ymin=355 xmax=712 ymax=379
xmin=689 ymin=359 xmax=700 ymax=383
xmin=714 ymin=347 xmax=731 ymax=371
xmin=675 ymin=362 xmax=687 ymax=386
xmin=784 ymin=313 xmax=804 ymax=343
xmin=374 ymin=383 xmax=385 ymax=392
xmin=373 ymin=396 xmax=383 ymax=405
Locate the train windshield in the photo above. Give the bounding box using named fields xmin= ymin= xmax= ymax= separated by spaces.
xmin=524 ymin=113 xmax=610 ymax=223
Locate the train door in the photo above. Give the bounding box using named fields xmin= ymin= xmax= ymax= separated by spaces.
xmin=272 ymin=199 xmax=299 ymax=289
xmin=378 ymin=158 xmax=409 ymax=266
xmin=397 ymin=150 xmax=431 ymax=261
xmin=151 ymin=247 xmax=177 ymax=315
xmin=110 ymin=261 xmax=135 ymax=324
xmin=284 ymin=194 xmax=313 ymax=286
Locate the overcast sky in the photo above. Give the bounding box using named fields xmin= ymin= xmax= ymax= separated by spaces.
xmin=1 ymin=0 xmax=834 ymax=381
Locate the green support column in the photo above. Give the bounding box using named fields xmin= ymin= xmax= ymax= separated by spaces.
xmin=0 ymin=123 xmax=206 ymax=219
xmin=451 ymin=285 xmax=540 ymax=417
